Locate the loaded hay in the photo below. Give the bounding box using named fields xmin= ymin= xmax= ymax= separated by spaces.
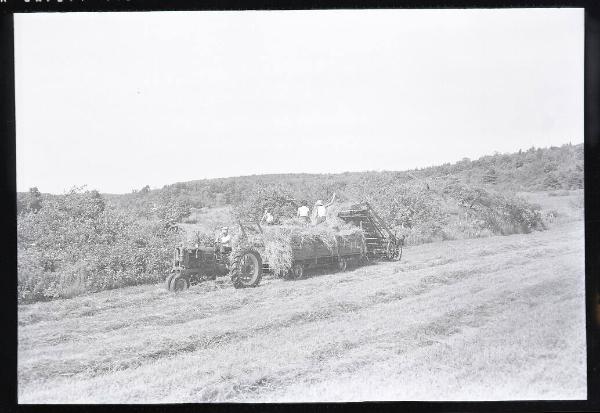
xmin=231 ymin=205 xmax=365 ymax=276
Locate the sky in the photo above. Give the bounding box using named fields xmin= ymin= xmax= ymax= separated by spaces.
xmin=14 ymin=9 xmax=584 ymax=194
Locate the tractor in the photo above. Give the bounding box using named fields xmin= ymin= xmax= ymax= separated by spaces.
xmin=165 ymin=225 xmax=266 ymax=291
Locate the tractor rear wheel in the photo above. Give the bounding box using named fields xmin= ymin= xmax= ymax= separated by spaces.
xmin=230 ymin=249 xmax=263 ymax=288
xmin=170 ymin=273 xmax=189 ymax=292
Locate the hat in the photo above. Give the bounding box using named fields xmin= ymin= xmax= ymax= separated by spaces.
xmin=316 ymin=200 xmax=323 ymax=206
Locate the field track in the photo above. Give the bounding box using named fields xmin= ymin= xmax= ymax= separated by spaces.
xmin=18 ymin=220 xmax=586 ymax=402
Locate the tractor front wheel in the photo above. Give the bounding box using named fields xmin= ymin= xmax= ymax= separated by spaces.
xmin=170 ymin=273 xmax=189 ymax=292
xmin=230 ymin=249 xmax=263 ymax=288
xmin=165 ymin=273 xmax=176 ymax=290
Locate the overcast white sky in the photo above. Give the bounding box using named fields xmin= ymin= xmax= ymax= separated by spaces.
xmin=15 ymin=9 xmax=583 ymax=194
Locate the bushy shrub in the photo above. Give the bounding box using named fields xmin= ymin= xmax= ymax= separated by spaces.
xmin=362 ymin=180 xmax=545 ymax=246
xmin=443 ymin=182 xmax=545 ymax=235
xmin=17 ymin=187 xmax=43 ymax=214
xmin=17 ymin=188 xmax=177 ymax=302
xmin=153 ymin=195 xmax=192 ymax=224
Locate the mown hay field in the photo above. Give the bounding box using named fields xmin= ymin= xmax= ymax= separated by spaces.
xmin=18 ymin=209 xmax=585 ymax=402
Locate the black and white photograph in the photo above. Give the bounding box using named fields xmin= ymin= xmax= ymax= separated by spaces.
xmin=14 ymin=8 xmax=586 ymax=403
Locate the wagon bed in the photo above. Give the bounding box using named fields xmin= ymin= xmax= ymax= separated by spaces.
xmin=285 ymin=233 xmax=365 ymax=277
xmin=290 ymin=235 xmax=364 ymax=260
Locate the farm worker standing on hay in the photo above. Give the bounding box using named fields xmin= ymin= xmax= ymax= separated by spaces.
xmin=261 ymin=209 xmax=275 ymax=225
xmin=313 ymin=193 xmax=336 ymax=225
xmin=216 ymin=226 xmax=232 ymax=254
xmin=297 ymin=201 xmax=311 ymax=225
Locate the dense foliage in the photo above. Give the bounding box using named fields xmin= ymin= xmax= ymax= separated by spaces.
xmin=231 ymin=184 xmax=298 ymax=225
xmin=17 ymin=188 xmax=178 ymax=302
xmin=344 ymin=177 xmax=545 ymax=245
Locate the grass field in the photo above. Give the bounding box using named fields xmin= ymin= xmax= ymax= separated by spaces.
xmin=18 ymin=193 xmax=586 ymax=403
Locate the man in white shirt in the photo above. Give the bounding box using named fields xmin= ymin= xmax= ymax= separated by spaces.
xmin=313 ymin=193 xmax=336 ymax=225
xmin=261 ymin=209 xmax=275 ymax=225
xmin=297 ymin=201 xmax=310 ymax=225
xmin=216 ymin=226 xmax=232 ymax=253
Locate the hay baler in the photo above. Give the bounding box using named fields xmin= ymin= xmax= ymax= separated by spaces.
xmin=337 ymin=201 xmax=404 ymax=261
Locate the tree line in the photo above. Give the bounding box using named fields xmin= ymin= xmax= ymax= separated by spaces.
xmin=97 ymin=142 xmax=582 ymax=214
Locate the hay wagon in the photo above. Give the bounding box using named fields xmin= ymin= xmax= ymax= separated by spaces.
xmin=165 ymin=201 xmax=401 ymax=292
xmin=281 ymin=232 xmax=365 ymax=280
xmin=165 ymin=230 xmax=365 ymax=291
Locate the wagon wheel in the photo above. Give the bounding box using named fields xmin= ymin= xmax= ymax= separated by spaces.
xmin=386 ymin=241 xmax=399 ymax=261
xmin=360 ymin=253 xmax=370 ymax=265
xmin=385 ymin=241 xmax=393 ymax=260
xmin=337 ymin=258 xmax=348 ymax=272
xmin=283 ymin=264 xmax=302 ymax=280
xmin=230 ymin=249 xmax=263 ymax=288
xmin=290 ymin=263 xmax=304 ymax=280
xmin=170 ymin=273 xmax=189 ymax=292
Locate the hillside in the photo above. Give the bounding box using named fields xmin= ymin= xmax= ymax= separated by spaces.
xmin=18 ymin=219 xmax=586 ymax=402
xmin=104 ymin=142 xmax=583 ymax=211
xmin=17 ymin=143 xmax=582 ymax=218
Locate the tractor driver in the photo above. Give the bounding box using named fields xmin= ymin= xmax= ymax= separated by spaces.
xmin=216 ymin=226 xmax=232 ymax=254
